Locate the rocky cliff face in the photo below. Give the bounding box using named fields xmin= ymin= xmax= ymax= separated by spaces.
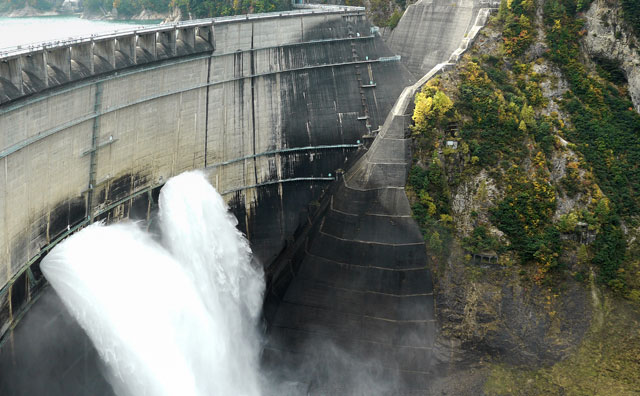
xmin=583 ymin=0 xmax=640 ymax=112
xmin=436 ymin=242 xmax=593 ymax=366
xmin=404 ymin=0 xmax=640 ymax=392
xmin=420 ymin=21 xmax=598 ymax=366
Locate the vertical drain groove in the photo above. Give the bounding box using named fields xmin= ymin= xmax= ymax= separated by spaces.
xmin=250 ymin=23 xmax=258 ymax=185
xmin=87 ymin=82 xmax=103 ymax=223
xmin=204 ymin=55 xmax=212 ymax=167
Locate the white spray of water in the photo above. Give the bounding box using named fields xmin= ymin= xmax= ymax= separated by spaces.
xmin=41 ymin=171 xmax=265 ymax=396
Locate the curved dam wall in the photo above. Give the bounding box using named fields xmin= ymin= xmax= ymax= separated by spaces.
xmin=0 ymin=6 xmax=414 ymax=347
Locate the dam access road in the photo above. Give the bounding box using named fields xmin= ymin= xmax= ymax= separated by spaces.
xmin=0 ymin=1 xmax=494 ymax=394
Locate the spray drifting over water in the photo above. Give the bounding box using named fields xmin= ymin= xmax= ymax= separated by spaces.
xmin=41 ymin=171 xmax=265 ymax=396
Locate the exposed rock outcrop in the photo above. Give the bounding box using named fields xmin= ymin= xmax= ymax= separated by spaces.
xmin=163 ymin=7 xmax=185 ymax=23
xmin=131 ymin=8 xmax=169 ymax=20
xmin=583 ymin=0 xmax=640 ymax=113
xmin=436 ymin=243 xmax=593 ymax=366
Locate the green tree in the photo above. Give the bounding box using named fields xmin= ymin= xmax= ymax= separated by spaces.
xmin=429 ymin=231 xmax=443 ymax=253
xmin=387 ymin=10 xmax=402 ymax=29
xmin=497 ymin=0 xmax=508 ymax=22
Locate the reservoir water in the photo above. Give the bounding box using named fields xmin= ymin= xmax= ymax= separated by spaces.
xmin=0 ymin=16 xmax=161 ymax=49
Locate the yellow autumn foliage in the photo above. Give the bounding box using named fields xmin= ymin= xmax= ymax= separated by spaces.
xmin=412 ymin=86 xmax=453 ymax=132
xmin=413 ymin=94 xmax=433 ymax=126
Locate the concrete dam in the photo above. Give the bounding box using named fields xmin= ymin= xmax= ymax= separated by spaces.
xmin=0 ymin=1 xmax=491 ymax=394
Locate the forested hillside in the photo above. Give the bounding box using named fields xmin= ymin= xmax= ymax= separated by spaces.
xmin=0 ymin=0 xmax=406 ymax=26
xmin=0 ymin=0 xmax=291 ymax=18
xmin=0 ymin=0 xmax=59 ymax=12
xmin=104 ymin=0 xmax=289 ymax=18
xmin=407 ymin=0 xmax=640 ymax=392
xmin=621 ymin=0 xmax=640 ymax=38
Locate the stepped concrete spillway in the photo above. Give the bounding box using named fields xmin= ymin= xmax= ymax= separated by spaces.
xmin=0 ymin=1 xmax=492 ymax=394
xmin=263 ymin=111 xmax=436 ymax=393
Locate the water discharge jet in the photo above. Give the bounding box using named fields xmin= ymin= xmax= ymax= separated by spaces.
xmin=41 ymin=171 xmax=265 ymax=396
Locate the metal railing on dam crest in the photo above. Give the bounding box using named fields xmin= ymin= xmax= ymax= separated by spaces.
xmin=0 ymin=4 xmax=365 ymax=105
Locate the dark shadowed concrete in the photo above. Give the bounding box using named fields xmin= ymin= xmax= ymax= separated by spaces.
xmin=0 ymin=288 xmax=113 ymax=396
xmin=263 ymin=108 xmax=437 ymax=395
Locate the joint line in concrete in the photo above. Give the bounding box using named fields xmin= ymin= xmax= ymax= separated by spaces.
xmin=317 ymin=229 xmax=425 ymax=246
xmin=304 ymin=250 xmax=429 ymax=271
xmin=342 ymin=178 xmax=406 ymax=192
xmin=275 ymin=304 xmax=436 ymax=327
xmin=328 ymin=203 xmax=413 ymax=218
xmin=220 ymin=177 xmax=335 ymax=195
xmin=295 ymin=276 xmax=434 ymax=297
xmin=206 ymin=143 xmax=360 ymax=169
xmin=275 ymin=302 xmax=435 ymax=326
xmin=209 ymin=35 xmax=374 ymax=59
